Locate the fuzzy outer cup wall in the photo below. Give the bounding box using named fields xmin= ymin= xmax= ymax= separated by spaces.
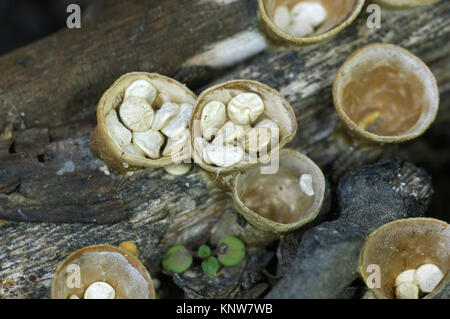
xmin=258 ymin=0 xmax=365 ymax=46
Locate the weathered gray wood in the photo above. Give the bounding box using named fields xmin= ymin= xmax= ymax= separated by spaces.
xmin=0 ymin=133 xmax=126 ymax=224
xmin=0 ymin=0 xmax=258 ymax=130
xmin=0 ymin=162 xmax=230 ymax=298
xmin=0 ymin=0 xmax=449 ymax=299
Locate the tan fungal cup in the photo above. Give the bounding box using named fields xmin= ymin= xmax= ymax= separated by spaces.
xmin=51 ymin=245 xmax=155 ymax=299
xmin=91 ymin=72 xmax=197 ymax=172
xmin=232 ymin=149 xmax=325 ymax=235
xmin=333 ymin=43 xmax=439 ymax=144
xmin=372 ymin=0 xmax=441 ymax=9
xmin=190 ymin=80 xmax=297 ymax=174
xmin=359 ymin=218 xmax=449 ymax=299
xmin=258 ymin=0 xmax=365 ymax=45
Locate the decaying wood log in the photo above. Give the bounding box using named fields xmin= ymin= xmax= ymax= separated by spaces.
xmin=0 ymin=0 xmax=448 ymax=222
xmin=0 ymin=0 xmax=449 ymax=299
xmin=0 ymin=0 xmax=259 ymax=131
xmin=0 ymin=133 xmax=125 ymax=224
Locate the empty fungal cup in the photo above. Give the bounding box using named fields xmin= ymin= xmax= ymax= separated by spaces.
xmin=51 ymin=245 xmax=155 ymax=299
xmin=333 ymin=43 xmax=439 ymax=144
xmin=232 ymin=149 xmax=325 ymax=240
xmin=359 ymin=218 xmax=449 ymax=299
xmin=258 ymin=0 xmax=365 ymax=45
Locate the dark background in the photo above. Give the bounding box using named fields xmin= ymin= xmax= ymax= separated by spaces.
xmin=0 ymin=0 xmax=107 ymax=55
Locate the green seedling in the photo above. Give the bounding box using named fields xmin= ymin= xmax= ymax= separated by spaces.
xmin=201 ymin=257 xmax=220 ymax=276
xmin=162 ymin=245 xmax=193 ymax=274
xmin=198 ymin=245 xmax=211 ymax=259
xmin=217 ymin=236 xmax=245 ymax=267
xmin=162 ymin=237 xmax=246 ymax=276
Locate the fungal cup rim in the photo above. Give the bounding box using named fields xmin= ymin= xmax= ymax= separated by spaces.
xmin=51 ymin=244 xmax=155 ymax=299
xmin=231 ymin=148 xmax=326 ymax=234
xmin=358 ymin=217 xmax=450 ymax=299
xmin=332 ymin=43 xmax=440 ymax=144
xmin=258 ymin=0 xmax=366 ymax=45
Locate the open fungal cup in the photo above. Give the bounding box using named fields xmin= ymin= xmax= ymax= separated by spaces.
xmin=333 ymin=44 xmax=439 ymax=144
xmin=232 ymin=149 xmax=325 ymax=235
xmin=359 ymin=218 xmax=449 ymax=299
xmin=91 ymin=72 xmax=196 ymax=171
xmin=258 ymin=0 xmax=365 ymax=45
xmin=190 ymin=80 xmax=297 ymax=174
xmin=372 ymin=0 xmax=441 ymax=9
xmin=51 ymin=245 xmax=155 ymax=299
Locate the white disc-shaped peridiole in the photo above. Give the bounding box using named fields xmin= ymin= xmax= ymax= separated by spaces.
xmin=360 ymin=218 xmax=449 ymax=299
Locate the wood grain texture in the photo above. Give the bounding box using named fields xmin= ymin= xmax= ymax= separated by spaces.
xmin=0 ymin=0 xmax=258 ymax=130
xmin=0 ymin=0 xmax=449 ymax=298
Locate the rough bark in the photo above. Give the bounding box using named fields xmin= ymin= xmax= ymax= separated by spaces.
xmin=0 ymin=0 xmax=258 ymax=130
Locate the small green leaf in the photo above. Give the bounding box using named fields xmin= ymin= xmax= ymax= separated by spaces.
xmin=202 ymin=257 xmax=219 ymax=276
xmin=217 ymin=236 xmax=245 ymax=267
xmin=198 ymin=245 xmax=211 ymax=259
xmin=162 ymin=245 xmax=193 ymax=274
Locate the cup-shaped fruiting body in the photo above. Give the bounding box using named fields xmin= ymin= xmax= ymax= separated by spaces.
xmin=190 ymin=80 xmax=297 ymax=174
xmin=232 ymin=149 xmax=325 ymax=235
xmin=359 ymin=218 xmax=449 ymax=299
xmin=372 ymin=0 xmax=441 ymax=9
xmin=333 ymin=43 xmax=439 ymax=144
xmin=258 ymin=0 xmax=365 ymax=46
xmin=51 ymin=245 xmax=155 ymax=299
xmin=91 ymin=72 xmax=196 ymax=172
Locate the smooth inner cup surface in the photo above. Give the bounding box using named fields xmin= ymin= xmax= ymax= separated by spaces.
xmin=236 ymin=153 xmax=323 ymax=224
xmin=343 ymin=62 xmax=425 ymax=136
xmin=52 ymin=246 xmax=153 ymax=299
xmin=335 ymin=44 xmax=439 ymax=140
